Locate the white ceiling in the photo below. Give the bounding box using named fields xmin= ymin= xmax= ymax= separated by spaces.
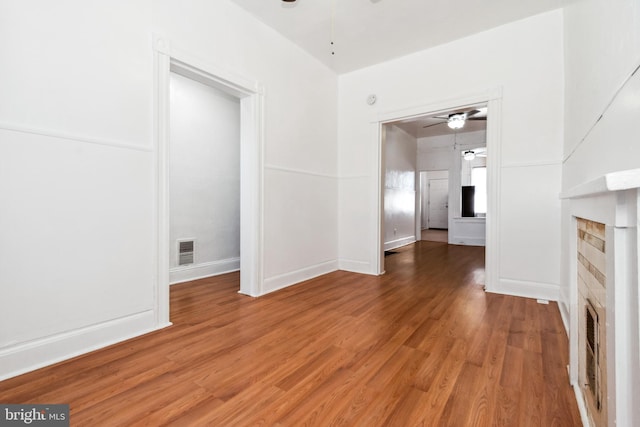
xmin=231 ymin=0 xmax=577 ymax=73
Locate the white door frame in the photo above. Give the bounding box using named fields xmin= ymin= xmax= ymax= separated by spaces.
xmin=154 ymin=38 xmax=265 ymax=326
xmin=371 ymin=88 xmax=501 ymax=291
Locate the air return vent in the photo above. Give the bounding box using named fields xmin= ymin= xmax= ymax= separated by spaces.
xmin=178 ymin=240 xmax=194 ymax=266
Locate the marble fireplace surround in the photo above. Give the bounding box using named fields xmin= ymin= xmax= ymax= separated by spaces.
xmin=561 ymin=168 xmax=640 ymax=426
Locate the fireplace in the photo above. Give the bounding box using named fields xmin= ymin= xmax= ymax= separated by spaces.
xmin=562 ymin=169 xmax=640 ymax=427
xmin=577 ymin=217 xmax=607 ymax=425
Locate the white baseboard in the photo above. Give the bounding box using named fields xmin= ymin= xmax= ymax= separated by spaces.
xmin=450 ymin=237 xmax=486 ymax=246
xmin=384 ymin=237 xmax=416 ymax=251
xmin=573 ymin=382 xmax=592 ymax=427
xmin=338 ymin=258 xmax=374 ymax=275
xmin=170 ymin=257 xmax=240 ymax=285
xmin=262 ymin=260 xmax=338 ymax=295
xmin=487 ymin=278 xmax=560 ymax=301
xmin=559 ymin=300 xmax=570 ymax=335
xmin=0 ymin=310 xmax=170 ymax=381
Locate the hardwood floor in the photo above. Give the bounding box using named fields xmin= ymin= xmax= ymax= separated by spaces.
xmin=0 ymin=241 xmax=582 ymax=426
xmin=420 ymin=228 xmax=448 ymax=243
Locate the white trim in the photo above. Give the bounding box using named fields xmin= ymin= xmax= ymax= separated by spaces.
xmin=338 ymin=259 xmax=373 ymax=274
xmin=0 ymin=310 xmax=167 ymax=381
xmin=265 ymin=164 xmax=338 ymax=179
xmin=339 ymin=175 xmax=369 ymax=180
xmin=373 ymin=87 xmax=503 ymax=124
xmin=262 ymin=260 xmax=338 ymax=296
xmin=488 ymin=278 xmax=560 ymax=301
xmin=560 ymin=168 xmax=640 ymax=199
xmin=154 ymin=37 xmax=265 ymax=312
xmin=559 ymin=300 xmax=570 ymax=335
xmin=169 ymin=258 xmax=241 ymax=285
xmin=573 ymin=383 xmax=593 ymax=427
xmin=484 ymin=96 xmax=502 ymax=295
xmin=0 ymin=122 xmax=152 ymax=152
xmin=153 ymin=41 xmax=171 ymax=327
xmin=449 ymin=237 xmax=486 ymax=246
xmin=372 ymin=88 xmax=502 ymax=290
xmin=154 ymin=36 xmax=260 ymax=96
xmin=384 ymin=236 xmax=416 ymax=251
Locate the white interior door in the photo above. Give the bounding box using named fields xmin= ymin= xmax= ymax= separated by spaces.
xmin=428 ymin=178 xmax=449 ymax=229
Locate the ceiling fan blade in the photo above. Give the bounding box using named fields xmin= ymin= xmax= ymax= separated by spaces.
xmin=476 ymin=153 xmax=487 ymax=157
xmin=422 ymin=122 xmax=446 ymax=128
xmin=465 ymin=109 xmax=481 ymax=117
xmin=467 ymin=117 xmax=487 ymax=121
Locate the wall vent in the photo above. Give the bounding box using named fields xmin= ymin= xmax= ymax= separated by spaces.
xmin=178 ymin=240 xmax=195 ymax=266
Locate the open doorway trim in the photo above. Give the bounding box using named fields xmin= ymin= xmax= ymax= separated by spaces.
xmin=154 ymin=37 xmax=265 ymax=326
xmin=371 ymin=88 xmax=502 ymax=292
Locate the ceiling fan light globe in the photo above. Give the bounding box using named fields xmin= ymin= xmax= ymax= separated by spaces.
xmin=447 ymin=115 xmax=465 ymax=129
xmin=463 ymin=151 xmax=476 ymax=161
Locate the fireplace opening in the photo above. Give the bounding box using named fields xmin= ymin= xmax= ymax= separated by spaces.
xmin=585 ymin=299 xmax=601 ymax=411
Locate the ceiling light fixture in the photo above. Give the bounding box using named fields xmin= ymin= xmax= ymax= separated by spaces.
xmin=282 ymin=0 xmax=296 ymax=2
xmin=463 ymin=150 xmax=476 ymax=161
xmin=447 ymin=113 xmax=466 ymax=130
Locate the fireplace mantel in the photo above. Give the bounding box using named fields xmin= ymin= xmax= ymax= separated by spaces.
xmin=561 ymin=168 xmax=640 ymax=199
xmin=561 ymin=168 xmax=640 ymax=427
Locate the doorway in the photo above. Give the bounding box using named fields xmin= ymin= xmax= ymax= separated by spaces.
xmin=154 ymin=43 xmax=265 ymax=326
xmin=168 ymin=72 xmax=240 ymax=285
xmin=373 ymin=89 xmax=501 ymax=289
xmin=427 ymin=175 xmax=449 ymax=229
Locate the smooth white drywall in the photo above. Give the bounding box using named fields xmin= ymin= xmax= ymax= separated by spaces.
xmin=169 ymin=73 xmax=240 ymax=282
xmin=0 ymin=130 xmax=155 ymax=344
xmin=0 ymin=0 xmax=157 ymax=380
xmin=0 ymin=0 xmax=338 ymax=379
xmin=561 ymin=0 xmax=640 ymax=311
xmin=562 ymin=0 xmax=640 ymax=189
xmin=383 ymin=125 xmax=417 ymax=250
xmin=153 ymin=0 xmax=339 ymax=294
xmin=562 ymin=0 xmax=640 ymax=164
xmin=338 ymin=10 xmax=565 ymax=297
xmin=561 ymin=2 xmax=640 ymax=423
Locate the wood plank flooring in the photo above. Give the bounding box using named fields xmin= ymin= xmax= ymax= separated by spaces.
xmin=0 ymin=241 xmax=582 ymax=426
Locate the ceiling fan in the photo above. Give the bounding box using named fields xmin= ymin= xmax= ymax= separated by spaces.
xmin=423 ymin=108 xmax=487 ymax=129
xmin=462 ymin=147 xmax=487 ymax=160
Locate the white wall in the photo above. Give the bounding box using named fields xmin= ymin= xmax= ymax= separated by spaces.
xmin=417 ymin=136 xmax=454 ymax=172
xmin=0 ymin=0 xmax=338 ymax=380
xmin=169 ymin=73 xmax=240 ymax=284
xmin=562 ymin=0 xmax=640 ymax=178
xmin=338 ymin=10 xmax=564 ymax=301
xmin=383 ymin=125 xmax=417 ymax=250
xmin=561 ymin=0 xmax=640 ymax=318
xmin=0 ymin=0 xmax=157 ymax=380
